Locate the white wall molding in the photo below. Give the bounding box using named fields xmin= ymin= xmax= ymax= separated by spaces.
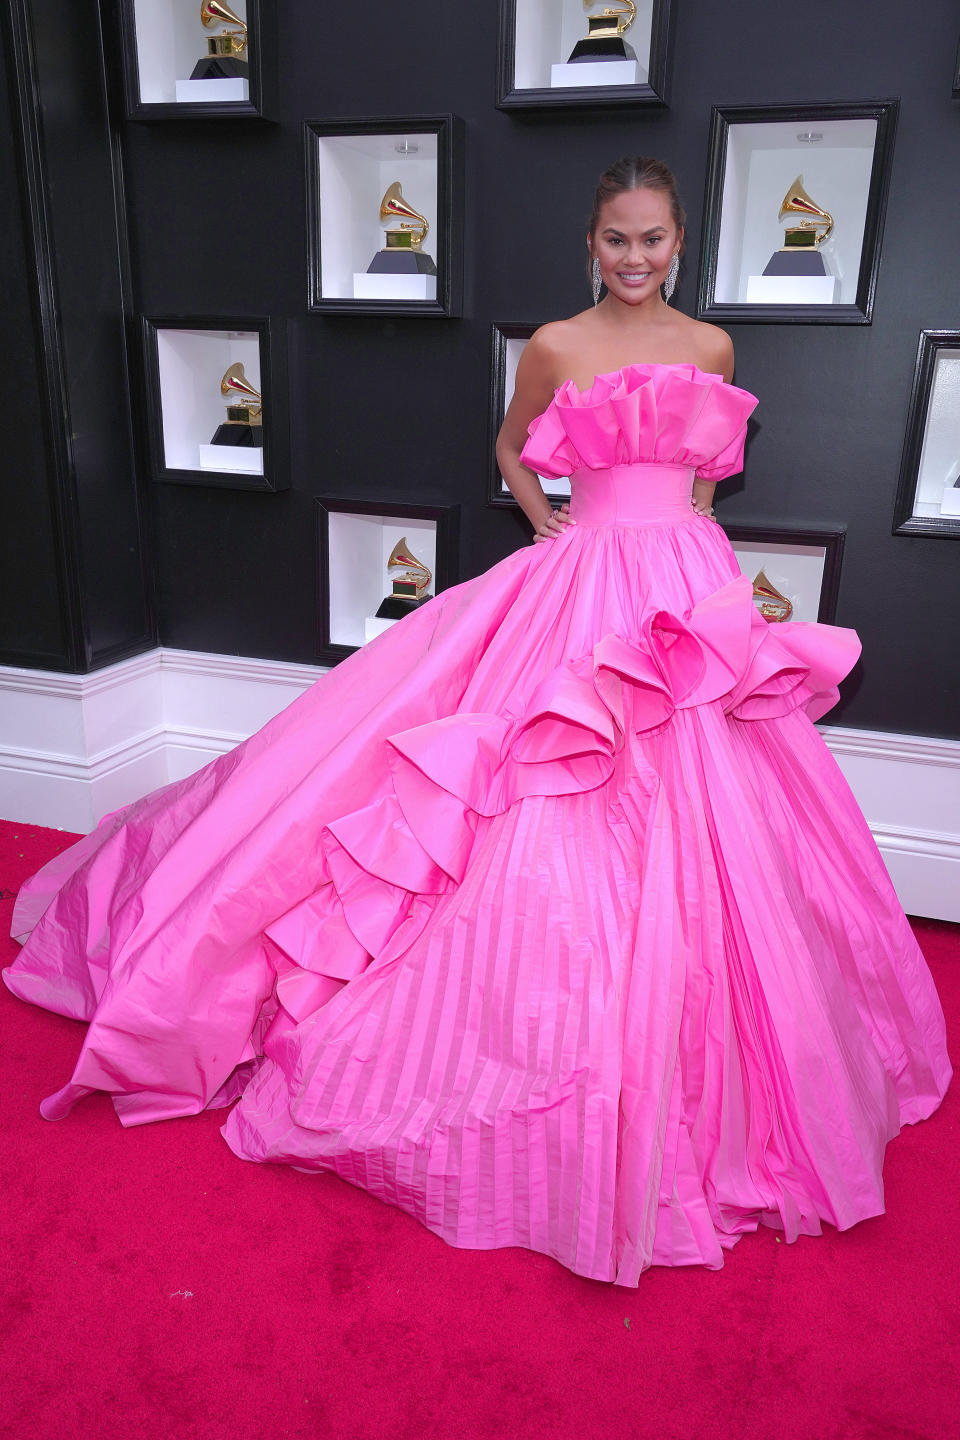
xmin=818 ymin=724 xmax=960 ymax=923
xmin=0 ymin=653 xmax=957 ymax=921
xmin=0 ymin=648 xmax=322 ymax=833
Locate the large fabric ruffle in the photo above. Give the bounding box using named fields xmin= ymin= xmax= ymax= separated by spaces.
xmin=521 ymin=363 xmax=758 ymax=482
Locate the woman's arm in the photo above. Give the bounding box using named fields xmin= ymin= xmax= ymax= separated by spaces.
xmin=691 ymin=326 xmax=735 ymax=520
xmin=495 ymin=330 xmax=577 ymax=542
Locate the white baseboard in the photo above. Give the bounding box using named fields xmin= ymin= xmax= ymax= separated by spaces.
xmin=0 ymin=651 xmax=958 ymax=922
xmin=819 ymin=727 xmax=960 ymax=924
xmin=0 ymin=648 xmax=321 ymax=834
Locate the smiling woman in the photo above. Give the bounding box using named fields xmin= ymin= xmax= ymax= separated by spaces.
xmin=588 ymin=154 xmax=686 ymax=303
xmin=494 ymin=157 xmax=734 ymax=542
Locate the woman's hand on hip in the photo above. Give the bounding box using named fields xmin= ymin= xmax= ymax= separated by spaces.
xmin=533 ymin=504 xmax=576 ymax=543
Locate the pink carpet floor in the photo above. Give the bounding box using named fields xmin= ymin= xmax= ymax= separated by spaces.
xmin=1 ymin=818 xmax=958 ymax=1440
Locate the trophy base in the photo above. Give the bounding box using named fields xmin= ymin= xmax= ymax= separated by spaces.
xmin=745 ymin=273 xmax=838 ymax=305
xmin=197 ymin=443 xmax=264 ymax=476
xmin=762 ymin=250 xmax=827 ymax=277
xmin=941 ymin=482 xmax=960 ymax=518
xmin=551 ymin=58 xmax=641 ymax=87
xmin=374 ymin=594 xmax=431 ymax=620
xmin=353 ymin=272 xmax=437 ymax=301
xmin=367 ymin=250 xmax=438 ymax=277
xmin=189 ymin=56 xmax=250 ymax=81
xmin=567 ymin=37 xmax=638 ymax=62
xmin=209 ymin=423 xmax=263 ymax=448
xmin=175 ymin=77 xmax=249 ymax=102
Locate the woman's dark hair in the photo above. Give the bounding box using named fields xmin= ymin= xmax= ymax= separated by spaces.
xmin=586 ymin=156 xmax=686 ymax=284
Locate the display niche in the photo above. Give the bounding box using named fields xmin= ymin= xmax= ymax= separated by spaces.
xmin=305 ymin=117 xmax=464 ymax=317
xmin=140 ymin=317 xmax=287 ymax=491
xmin=316 ymin=500 xmax=460 ymax=664
xmin=497 ymin=0 xmax=671 ymax=109
xmin=118 ymin=0 xmax=275 ymax=121
xmin=893 ymin=331 xmax=960 ymax=539
xmin=698 ymin=100 xmax=898 ymax=325
xmin=721 ymin=524 xmax=845 ymax=624
xmin=487 ymin=324 xmax=571 ymax=508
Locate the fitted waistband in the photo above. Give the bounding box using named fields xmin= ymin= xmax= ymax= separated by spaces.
xmin=567 ymin=463 xmax=697 ymax=527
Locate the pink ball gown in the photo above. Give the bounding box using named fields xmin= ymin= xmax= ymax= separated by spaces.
xmin=4 ymin=363 xmax=951 ymax=1287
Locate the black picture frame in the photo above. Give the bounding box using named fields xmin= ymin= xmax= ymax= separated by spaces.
xmin=315 ymin=498 xmax=461 ymax=665
xmin=953 ymin=35 xmax=960 ymax=99
xmin=721 ymin=523 xmax=846 ymax=623
xmin=487 ymin=322 xmax=573 ymax=508
xmin=139 ymin=314 xmax=288 ymax=492
xmin=892 ymin=330 xmax=960 ymax=540
xmin=117 ymin=0 xmax=275 ymax=122
xmin=697 ymin=99 xmax=898 ymax=326
xmin=304 ymin=115 xmax=464 ymax=318
xmin=496 ymin=0 xmax=672 ymax=110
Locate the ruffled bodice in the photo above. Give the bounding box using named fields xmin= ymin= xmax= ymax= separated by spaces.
xmin=520 ymin=363 xmax=759 ymax=483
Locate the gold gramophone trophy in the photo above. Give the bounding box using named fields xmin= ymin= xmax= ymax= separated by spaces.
xmin=209 ymin=363 xmax=262 ymax=449
xmin=366 ymin=182 xmax=438 ymax=277
xmin=751 ymin=570 xmax=793 ymax=624
xmin=568 ymin=1 xmax=638 ymax=62
xmin=374 ymin=538 xmax=433 ymax=619
xmin=761 ymin=176 xmax=834 ymax=278
xmin=189 ymin=0 xmax=250 ymax=81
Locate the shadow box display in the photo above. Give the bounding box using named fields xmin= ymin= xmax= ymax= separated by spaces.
xmin=954 ymin=36 xmax=960 ymax=99
xmin=305 ymin=117 xmax=464 ymax=317
xmin=139 ymin=316 xmax=288 ymax=491
xmin=893 ymin=331 xmax=960 ymax=539
xmin=487 ymin=323 xmax=571 ymax=508
xmin=697 ymin=100 xmax=898 ymax=325
xmin=118 ymin=0 xmax=275 ymax=121
xmin=316 ymin=499 xmax=461 ymax=665
xmin=722 ymin=524 xmax=845 ymax=624
xmin=497 ymin=0 xmax=672 ymax=109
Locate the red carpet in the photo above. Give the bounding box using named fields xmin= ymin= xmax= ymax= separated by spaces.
xmin=1 ymin=819 xmax=958 ymax=1440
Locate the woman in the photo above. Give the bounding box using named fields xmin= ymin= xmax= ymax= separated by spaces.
xmin=5 ymin=158 xmax=951 ymax=1287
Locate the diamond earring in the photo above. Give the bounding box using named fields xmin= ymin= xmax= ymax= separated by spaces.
xmin=591 ymin=256 xmax=602 ymax=306
xmin=663 ymin=252 xmax=680 ymax=302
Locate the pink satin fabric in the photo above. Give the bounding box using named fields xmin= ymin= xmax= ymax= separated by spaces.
xmin=568 ymin=463 xmax=697 ymax=527
xmin=5 ymin=363 xmax=951 ymax=1287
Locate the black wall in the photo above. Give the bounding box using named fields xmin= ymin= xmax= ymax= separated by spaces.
xmin=0 ymin=0 xmax=153 ymax=671
xmin=3 ymin=0 xmax=959 ymax=737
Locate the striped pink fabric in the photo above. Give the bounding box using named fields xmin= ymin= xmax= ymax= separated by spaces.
xmin=5 ymin=365 xmax=951 ymax=1285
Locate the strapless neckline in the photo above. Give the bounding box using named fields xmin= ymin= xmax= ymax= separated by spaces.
xmin=555 ymin=362 xmax=729 ymax=398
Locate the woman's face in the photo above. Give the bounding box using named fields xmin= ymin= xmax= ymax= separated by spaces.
xmin=589 ymin=187 xmax=682 ymax=306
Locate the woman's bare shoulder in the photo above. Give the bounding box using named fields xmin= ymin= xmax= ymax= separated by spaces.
xmin=673 ymin=313 xmax=735 ymax=378
xmin=527 ymin=312 xmax=594 ymax=356
xmin=522 ymin=312 xmax=598 ymax=387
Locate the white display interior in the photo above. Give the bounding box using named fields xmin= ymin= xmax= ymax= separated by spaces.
xmin=729 ymin=540 xmax=827 ymax=624
xmin=313 ymin=133 xmax=439 ymax=302
xmin=133 ymin=0 xmax=250 ymax=105
xmin=197 ymin=443 xmax=262 ymax=474
xmin=745 ymin=275 xmax=838 ymax=304
xmin=714 ymin=118 xmax=877 ymax=306
xmin=500 ymin=337 xmax=571 ymax=499
xmin=155 ymin=328 xmax=263 ymax=476
xmin=913 ymin=350 xmax=960 ymax=518
xmin=327 ymin=512 xmax=438 ymax=650
xmin=513 ymin=0 xmax=652 ymax=90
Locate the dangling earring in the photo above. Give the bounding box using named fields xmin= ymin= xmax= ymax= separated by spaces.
xmin=591 ymin=256 xmax=602 ymax=306
xmin=663 ymin=252 xmax=680 ymax=302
